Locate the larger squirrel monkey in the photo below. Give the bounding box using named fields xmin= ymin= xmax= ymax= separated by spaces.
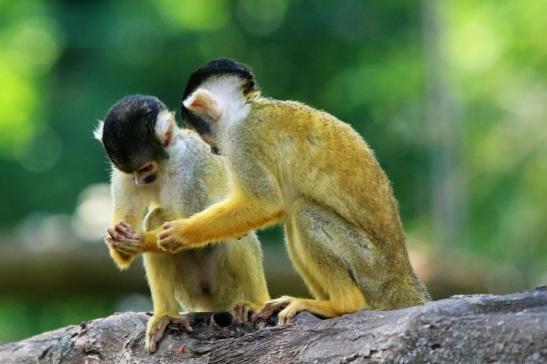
xmin=94 ymin=95 xmax=270 ymax=352
xmin=157 ymin=59 xmax=430 ymax=325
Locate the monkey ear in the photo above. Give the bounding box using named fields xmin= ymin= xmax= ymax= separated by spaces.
xmin=155 ymin=111 xmax=176 ymax=147
xmin=93 ymin=121 xmax=104 ymax=142
xmin=183 ymin=88 xmax=221 ymax=121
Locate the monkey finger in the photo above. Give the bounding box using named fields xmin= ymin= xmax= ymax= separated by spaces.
xmin=163 ymin=241 xmax=179 ymax=253
xmin=114 ymin=224 xmax=131 ymax=237
xmin=157 ymin=228 xmax=173 ymax=240
xmin=107 ymin=228 xmax=121 ymax=241
xmin=113 ymin=238 xmax=139 ymax=248
xmin=120 ymin=238 xmax=142 ymax=250
xmin=120 ymin=220 xmax=133 ymax=230
xmin=162 ymin=221 xmax=176 ymax=229
xmin=117 ymin=245 xmax=140 ymax=255
xmin=111 ymin=243 xmax=136 ymax=256
xmin=107 ymin=240 xmax=125 ymax=253
xmin=122 ymin=223 xmax=136 ymax=236
xmin=120 ymin=237 xmax=141 ymax=245
xmin=157 ymin=231 xmax=168 ymax=240
xmin=157 ymin=237 xmax=173 ymax=251
xmin=119 ymin=237 xmax=140 ymax=247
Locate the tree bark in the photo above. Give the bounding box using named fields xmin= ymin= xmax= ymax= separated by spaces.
xmin=1 ymin=288 xmax=546 ymax=363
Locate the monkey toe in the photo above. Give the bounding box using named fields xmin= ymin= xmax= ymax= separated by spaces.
xmin=277 ymin=300 xmax=304 ymax=326
xmin=232 ymin=304 xmax=244 ymax=322
xmin=145 ymin=314 xmax=192 ymax=353
xmin=232 ymin=302 xmax=253 ymax=322
xmin=253 ymin=296 xmax=293 ymax=321
xmin=145 ymin=316 xmax=170 ymax=353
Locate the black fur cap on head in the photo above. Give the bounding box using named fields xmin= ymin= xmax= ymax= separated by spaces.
xmin=101 ymin=95 xmax=169 ymax=173
xmin=180 ymin=58 xmax=258 ymax=135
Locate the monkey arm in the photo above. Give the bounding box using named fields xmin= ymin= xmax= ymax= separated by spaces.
xmin=158 ymin=155 xmax=285 ymax=250
xmin=159 ymin=194 xmax=284 ymax=250
xmin=108 ymin=214 xmax=141 ymax=270
xmin=107 ymin=172 xmax=149 ymax=269
xmin=140 ymin=227 xmax=170 ymax=253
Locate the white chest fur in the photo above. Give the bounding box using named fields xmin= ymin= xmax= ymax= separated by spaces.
xmin=155 ymin=133 xmax=210 ymax=218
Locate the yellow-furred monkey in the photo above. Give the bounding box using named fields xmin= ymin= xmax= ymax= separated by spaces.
xmin=157 ymin=59 xmax=430 ymax=325
xmin=95 ymin=95 xmax=269 ymax=352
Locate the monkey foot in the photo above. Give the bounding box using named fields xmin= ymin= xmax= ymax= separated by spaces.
xmin=231 ymin=301 xmax=259 ymax=322
xmin=276 ymin=298 xmax=310 ymax=326
xmin=145 ymin=314 xmax=193 ymax=353
xmin=252 ymin=296 xmax=297 ymax=325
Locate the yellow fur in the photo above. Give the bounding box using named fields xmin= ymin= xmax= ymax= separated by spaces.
xmin=168 ymin=91 xmax=430 ymax=322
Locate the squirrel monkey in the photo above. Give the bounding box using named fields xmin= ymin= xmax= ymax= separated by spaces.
xmin=94 ymin=95 xmax=270 ymax=352
xmin=156 ymin=59 xmax=430 ymax=325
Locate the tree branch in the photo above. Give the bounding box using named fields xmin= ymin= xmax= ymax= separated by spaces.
xmin=1 ymin=288 xmax=546 ymax=363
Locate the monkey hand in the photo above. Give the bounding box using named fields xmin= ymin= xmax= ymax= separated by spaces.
xmin=157 ymin=220 xmax=191 ymax=253
xmin=106 ymin=220 xmax=143 ymax=259
xmin=146 ymin=313 xmax=193 ymax=353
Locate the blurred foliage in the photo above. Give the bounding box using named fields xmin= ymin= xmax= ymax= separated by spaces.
xmin=0 ymin=295 xmax=115 ymax=342
xmin=0 ymin=0 xmax=546 ymax=342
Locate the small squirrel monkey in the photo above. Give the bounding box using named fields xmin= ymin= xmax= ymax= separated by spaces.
xmin=94 ymin=95 xmax=270 ymax=352
xmin=156 ymin=59 xmax=430 ymax=325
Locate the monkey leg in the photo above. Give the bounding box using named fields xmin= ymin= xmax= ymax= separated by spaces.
xmin=284 ymin=220 xmax=329 ymax=300
xmin=143 ymin=253 xmax=192 ymax=353
xmin=259 ymin=198 xmax=369 ymax=325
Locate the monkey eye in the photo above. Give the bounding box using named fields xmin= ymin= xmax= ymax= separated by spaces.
xmin=137 ymin=163 xmax=153 ymax=173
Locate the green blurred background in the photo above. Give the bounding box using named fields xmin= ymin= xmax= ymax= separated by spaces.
xmin=1 ymin=0 xmax=546 ymax=343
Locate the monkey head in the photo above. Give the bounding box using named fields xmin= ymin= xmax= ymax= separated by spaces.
xmin=181 ymin=58 xmax=259 ymax=153
xmin=94 ymin=95 xmax=176 ymax=186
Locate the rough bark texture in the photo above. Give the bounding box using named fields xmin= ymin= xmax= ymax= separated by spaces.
xmin=1 ymin=288 xmax=546 ymax=363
